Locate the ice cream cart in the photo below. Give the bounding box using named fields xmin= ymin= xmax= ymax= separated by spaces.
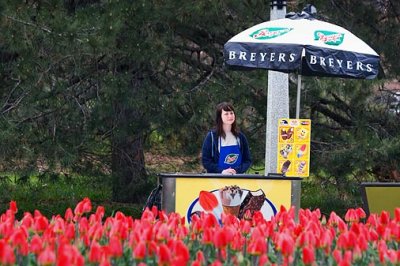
xmin=159 ymin=173 xmax=302 ymax=223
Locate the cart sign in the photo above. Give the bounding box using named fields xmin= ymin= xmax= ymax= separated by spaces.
xmin=277 ymin=119 xmax=311 ymax=177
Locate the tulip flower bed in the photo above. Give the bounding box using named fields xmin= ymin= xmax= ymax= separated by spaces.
xmin=0 ymin=198 xmax=399 ymax=265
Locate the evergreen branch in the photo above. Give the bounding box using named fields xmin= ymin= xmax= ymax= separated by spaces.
xmin=1 ymin=82 xmax=30 ymax=115
xmin=1 ymin=79 xmax=21 ymax=113
xmin=387 ymin=0 xmax=400 ymax=22
xmin=188 ymin=68 xmax=215 ymax=92
xmin=312 ymin=102 xmax=353 ymax=127
xmin=3 ymin=15 xmax=52 ymax=33
xmin=17 ymin=110 xmax=56 ymax=124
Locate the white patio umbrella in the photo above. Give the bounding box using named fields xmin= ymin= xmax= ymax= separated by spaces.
xmin=224 ymin=6 xmax=380 ymax=118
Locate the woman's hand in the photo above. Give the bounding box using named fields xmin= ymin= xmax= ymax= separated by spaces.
xmin=221 ymin=168 xmax=236 ymax=175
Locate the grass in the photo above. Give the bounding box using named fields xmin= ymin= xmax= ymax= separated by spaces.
xmin=0 ymin=173 xmax=144 ymax=219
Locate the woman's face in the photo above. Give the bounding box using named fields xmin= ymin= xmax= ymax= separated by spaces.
xmin=221 ymin=109 xmax=235 ymax=125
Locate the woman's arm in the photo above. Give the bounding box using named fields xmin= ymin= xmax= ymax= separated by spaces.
xmin=201 ymin=132 xmax=221 ymax=173
xmin=234 ymin=133 xmax=252 ymax=174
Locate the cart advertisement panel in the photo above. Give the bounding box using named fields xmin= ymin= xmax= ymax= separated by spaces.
xmin=175 ymin=178 xmax=293 ymax=224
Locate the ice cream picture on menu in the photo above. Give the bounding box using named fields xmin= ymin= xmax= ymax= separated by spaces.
xmin=219 ymin=185 xmax=243 ymax=216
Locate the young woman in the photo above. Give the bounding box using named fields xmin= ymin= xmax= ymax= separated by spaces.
xmin=202 ymin=102 xmax=252 ymax=174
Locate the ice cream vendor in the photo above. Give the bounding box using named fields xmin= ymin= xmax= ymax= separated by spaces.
xmin=201 ymin=102 xmax=252 ymax=174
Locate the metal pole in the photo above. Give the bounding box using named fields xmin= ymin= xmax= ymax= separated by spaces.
xmin=265 ymin=0 xmax=289 ymax=175
xmin=296 ymin=74 xmax=302 ymax=118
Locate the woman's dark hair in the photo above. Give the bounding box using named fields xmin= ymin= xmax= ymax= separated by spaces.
xmin=215 ymin=102 xmax=240 ymax=138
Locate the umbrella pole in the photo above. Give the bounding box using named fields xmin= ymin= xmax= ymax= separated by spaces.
xmin=296 ymin=74 xmax=302 ymax=118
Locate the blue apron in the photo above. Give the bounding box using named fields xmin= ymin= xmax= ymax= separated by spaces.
xmin=218 ymin=137 xmax=242 ymax=170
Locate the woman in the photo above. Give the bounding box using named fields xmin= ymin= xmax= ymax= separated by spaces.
xmin=202 ymin=102 xmax=252 ymax=174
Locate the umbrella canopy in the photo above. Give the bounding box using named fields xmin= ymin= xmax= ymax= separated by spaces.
xmin=224 ymin=7 xmax=379 ymax=118
xmin=224 ymin=11 xmax=380 ymax=80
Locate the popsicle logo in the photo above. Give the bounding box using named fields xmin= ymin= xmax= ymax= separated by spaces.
xmin=314 ymin=30 xmax=344 ymax=45
xmin=250 ymin=27 xmax=292 ymax=40
xmin=224 ymin=154 xmax=239 ymax=164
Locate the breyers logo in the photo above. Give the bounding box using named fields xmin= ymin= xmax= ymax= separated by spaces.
xmin=314 ymin=30 xmax=344 ymax=45
xmin=250 ymin=27 xmax=292 ymax=40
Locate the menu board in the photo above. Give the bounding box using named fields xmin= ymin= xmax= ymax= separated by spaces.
xmin=277 ymin=119 xmax=311 ymax=177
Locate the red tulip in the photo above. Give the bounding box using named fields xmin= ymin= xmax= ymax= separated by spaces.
xmin=88 ymin=222 xmax=103 ymax=242
xmin=20 ymin=212 xmax=34 ymax=229
xmin=395 ymin=208 xmax=400 ymax=222
xmin=64 ymin=223 xmax=75 ymax=241
xmin=247 ymin=237 xmax=267 ymax=255
xmin=386 ymin=249 xmax=398 ymax=264
xmin=203 ymin=213 xmax=218 ymax=228
xmin=141 ymin=208 xmax=156 ymax=222
xmin=34 ymin=215 xmax=49 ymax=233
xmin=213 ymin=228 xmax=229 ymax=249
xmin=89 ymin=241 xmax=103 ymax=263
xmin=78 ymin=217 xmax=89 ymax=236
xmin=158 ymin=244 xmax=171 ymax=265
xmin=99 ymin=257 xmax=111 ymax=266
xmin=231 ymin=231 xmax=245 ymax=251
xmin=74 ymin=197 xmax=92 ymax=219
xmin=133 ymin=241 xmax=146 ymax=260
xmin=108 ymin=236 xmax=123 ymax=257
xmin=156 ymin=223 xmax=170 ymax=241
xmin=337 ymin=231 xmax=357 ymax=250
xmin=95 ymin=206 xmax=105 ymax=221
xmin=240 ymin=220 xmax=251 ymax=236
xmin=357 ymin=233 xmax=368 ymax=251
xmin=64 ymin=208 xmax=73 ymax=222
xmin=298 ymin=231 xmax=316 ymax=247
xmin=317 ymin=229 xmax=333 ymax=250
xmin=368 ymin=228 xmax=379 ymax=241
xmin=252 ymin=211 xmax=265 ymax=225
xmin=379 ymin=210 xmax=390 ymax=225
xmin=332 ymin=249 xmax=342 ymax=263
xmin=302 ymin=245 xmax=315 ymax=265
xmin=38 ymin=246 xmax=56 ymax=265
xmin=10 ymin=228 xmax=28 ymax=255
xmin=53 ymin=217 xmax=65 ymax=234
xmin=0 ymin=240 xmax=16 ymax=265
xmin=196 ymin=250 xmax=205 ymax=263
xmin=275 ymin=232 xmax=295 ymax=257
xmin=151 ymin=205 xmax=158 ymax=218
xmin=9 ymin=201 xmax=18 ymax=214
xmin=328 ymin=211 xmax=343 ymax=226
xmin=57 ymin=243 xmax=85 ymax=266
xmin=30 ymin=235 xmax=43 ymax=254
xmin=259 ymin=254 xmax=269 ymax=266
xmin=341 ymin=250 xmax=353 ymax=266
xmin=378 ymin=240 xmax=388 ymax=264
xmin=202 ymin=227 xmax=214 ymax=244
xmin=210 ymin=260 xmax=222 ymax=266
xmin=171 ymin=240 xmax=190 ymax=265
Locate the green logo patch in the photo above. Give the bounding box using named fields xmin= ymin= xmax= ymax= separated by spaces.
xmin=224 ymin=154 xmax=239 ymax=164
xmin=250 ymin=27 xmax=292 ymax=40
xmin=314 ymin=30 xmax=344 ymax=45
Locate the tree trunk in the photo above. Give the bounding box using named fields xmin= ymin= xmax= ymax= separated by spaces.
xmin=111 ymin=102 xmax=149 ymax=203
xmin=111 ymin=132 xmax=148 ymax=203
